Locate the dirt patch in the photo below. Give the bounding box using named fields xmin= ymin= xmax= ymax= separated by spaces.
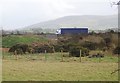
xmin=0 ymin=48 xmax=9 ymax=52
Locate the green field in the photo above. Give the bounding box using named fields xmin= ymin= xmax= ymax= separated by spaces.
xmin=2 ymin=35 xmax=49 ymax=48
xmin=2 ymin=53 xmax=118 ymax=81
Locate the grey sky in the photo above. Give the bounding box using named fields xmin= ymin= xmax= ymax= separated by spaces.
xmin=1 ymin=0 xmax=118 ymax=30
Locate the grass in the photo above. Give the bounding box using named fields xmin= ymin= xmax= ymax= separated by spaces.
xmin=2 ymin=52 xmax=118 ymax=81
xmin=2 ymin=52 xmax=118 ymax=62
xmin=2 ymin=60 xmax=118 ymax=81
xmin=2 ymin=35 xmax=49 ymax=48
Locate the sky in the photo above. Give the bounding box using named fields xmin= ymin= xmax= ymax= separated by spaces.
xmin=0 ymin=0 xmax=119 ymax=30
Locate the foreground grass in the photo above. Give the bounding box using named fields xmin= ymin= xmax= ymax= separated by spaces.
xmin=2 ymin=53 xmax=118 ymax=81
xmin=2 ymin=60 xmax=118 ymax=81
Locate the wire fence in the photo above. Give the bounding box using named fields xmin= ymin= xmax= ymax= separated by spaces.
xmin=2 ymin=51 xmax=118 ymax=63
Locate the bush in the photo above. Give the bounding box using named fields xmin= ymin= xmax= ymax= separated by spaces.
xmin=88 ymin=53 xmax=104 ymax=58
xmin=69 ymin=46 xmax=80 ymax=57
xmin=104 ymin=37 xmax=112 ymax=48
xmin=82 ymin=41 xmax=98 ymax=50
xmin=34 ymin=44 xmax=54 ymax=53
xmin=15 ymin=48 xmax=23 ymax=55
xmin=113 ymin=46 xmax=120 ymax=55
xmin=53 ymin=44 xmax=70 ymax=52
xmin=9 ymin=44 xmax=30 ymax=54
xmin=53 ymin=44 xmax=63 ymax=52
xmin=69 ymin=46 xmax=89 ymax=57
xmin=9 ymin=43 xmax=55 ymax=54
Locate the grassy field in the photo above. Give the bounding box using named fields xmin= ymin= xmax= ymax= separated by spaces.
xmin=2 ymin=35 xmax=49 ymax=48
xmin=2 ymin=52 xmax=118 ymax=81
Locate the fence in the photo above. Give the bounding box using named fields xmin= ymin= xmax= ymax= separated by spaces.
xmin=2 ymin=49 xmax=111 ymax=63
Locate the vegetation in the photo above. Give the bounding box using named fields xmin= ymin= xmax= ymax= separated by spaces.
xmin=113 ymin=46 xmax=120 ymax=55
xmin=81 ymin=41 xmax=98 ymax=50
xmin=69 ymin=46 xmax=89 ymax=57
xmin=33 ymin=43 xmax=54 ymax=53
xmin=9 ymin=44 xmax=30 ymax=54
xmin=3 ymin=32 xmax=119 ymax=56
xmin=2 ymin=53 xmax=118 ymax=81
xmin=59 ymin=33 xmax=119 ymax=55
xmin=2 ymin=35 xmax=49 ymax=48
xmin=2 ymin=32 xmax=119 ymax=81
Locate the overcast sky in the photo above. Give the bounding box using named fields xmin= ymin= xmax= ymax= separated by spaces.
xmin=0 ymin=0 xmax=119 ymax=30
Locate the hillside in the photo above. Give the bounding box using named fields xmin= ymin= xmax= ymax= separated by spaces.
xmin=2 ymin=35 xmax=49 ymax=48
xmin=23 ymin=15 xmax=118 ymax=32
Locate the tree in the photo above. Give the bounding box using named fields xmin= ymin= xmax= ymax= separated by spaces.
xmin=109 ymin=30 xmax=115 ymax=33
xmin=89 ymin=31 xmax=96 ymax=35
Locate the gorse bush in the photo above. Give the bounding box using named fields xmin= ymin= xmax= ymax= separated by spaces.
xmin=82 ymin=41 xmax=98 ymax=50
xmin=69 ymin=46 xmax=89 ymax=57
xmin=9 ymin=43 xmax=55 ymax=54
xmin=113 ymin=46 xmax=120 ymax=55
xmin=104 ymin=37 xmax=112 ymax=49
xmin=53 ymin=44 xmax=67 ymax=52
xmin=34 ymin=44 xmax=54 ymax=53
xmin=9 ymin=44 xmax=30 ymax=54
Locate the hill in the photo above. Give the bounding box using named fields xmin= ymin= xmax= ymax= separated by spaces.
xmin=23 ymin=15 xmax=118 ymax=32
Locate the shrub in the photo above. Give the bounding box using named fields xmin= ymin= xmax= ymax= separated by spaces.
xmin=15 ymin=48 xmax=23 ymax=55
xmin=53 ymin=44 xmax=63 ymax=52
xmin=104 ymin=37 xmax=112 ymax=49
xmin=88 ymin=53 xmax=104 ymax=58
xmin=69 ymin=46 xmax=89 ymax=57
xmin=113 ymin=46 xmax=120 ymax=55
xmin=82 ymin=41 xmax=98 ymax=50
xmin=53 ymin=43 xmax=70 ymax=52
xmin=69 ymin=46 xmax=80 ymax=57
xmin=34 ymin=44 xmax=54 ymax=53
xmin=9 ymin=44 xmax=29 ymax=54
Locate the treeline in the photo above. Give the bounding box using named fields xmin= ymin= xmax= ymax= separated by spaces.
xmin=1 ymin=28 xmax=57 ymax=36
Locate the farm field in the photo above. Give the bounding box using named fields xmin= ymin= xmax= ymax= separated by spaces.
xmin=2 ymin=35 xmax=49 ymax=48
xmin=2 ymin=52 xmax=118 ymax=81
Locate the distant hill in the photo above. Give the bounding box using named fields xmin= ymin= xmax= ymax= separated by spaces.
xmin=23 ymin=15 xmax=118 ymax=33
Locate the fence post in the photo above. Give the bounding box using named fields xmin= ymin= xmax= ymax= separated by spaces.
xmin=2 ymin=56 xmax=4 ymax=59
xmin=61 ymin=50 xmax=63 ymax=62
xmin=45 ymin=50 xmax=47 ymax=61
xmin=80 ymin=49 xmax=81 ymax=62
xmin=98 ymin=51 xmax=102 ymax=63
xmin=14 ymin=50 xmax=18 ymax=60
xmin=98 ymin=53 xmax=101 ymax=63
xmin=2 ymin=53 xmax=4 ymax=59
xmin=52 ymin=47 xmax=56 ymax=60
xmin=99 ymin=57 xmax=101 ymax=62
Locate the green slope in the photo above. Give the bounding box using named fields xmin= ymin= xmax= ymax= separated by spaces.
xmin=2 ymin=35 xmax=49 ymax=48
